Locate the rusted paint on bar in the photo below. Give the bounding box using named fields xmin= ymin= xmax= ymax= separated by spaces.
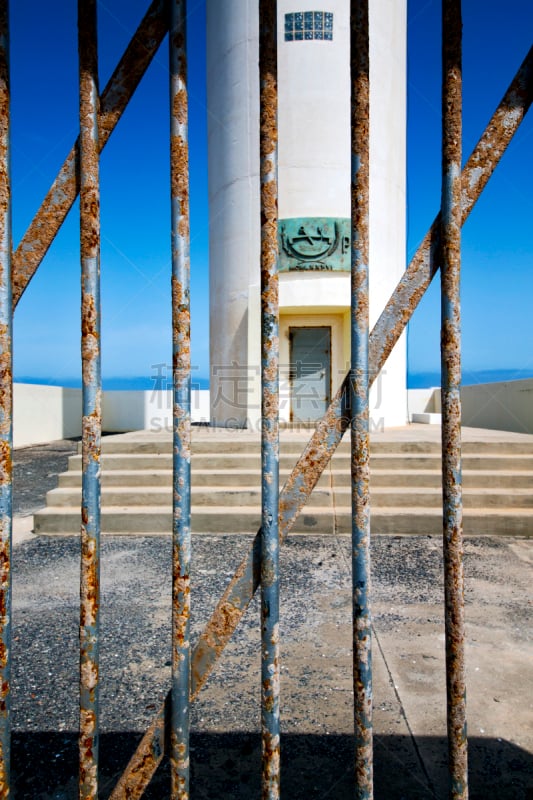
xmin=108 ymin=698 xmax=167 ymax=800
xmin=12 ymin=0 xmax=169 ymax=308
xmin=78 ymin=1 xmax=101 ymax=797
xmin=0 ymin=3 xmax=12 ymax=795
xmin=441 ymin=3 xmax=468 ymax=798
xmin=169 ymin=1 xmax=191 ymax=798
xmin=350 ymin=2 xmax=372 ymax=796
xmin=259 ymin=2 xmax=280 ymax=798
xmin=109 ymin=46 xmax=533 ymax=800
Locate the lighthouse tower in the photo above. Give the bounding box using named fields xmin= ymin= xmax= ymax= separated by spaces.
xmin=207 ymin=1 xmax=407 ymax=429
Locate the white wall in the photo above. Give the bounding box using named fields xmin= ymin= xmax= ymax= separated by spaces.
xmin=407 ymin=387 xmax=440 ymax=415
xmin=280 ymin=272 xmax=349 ymax=309
xmin=408 ymin=381 xmax=533 ymax=434
xmin=461 ymin=379 xmax=533 ymax=434
xmin=13 ymin=382 xmax=533 ymax=443
xmin=207 ymin=0 xmax=260 ymax=428
xmin=368 ymin=0 xmax=407 ymax=427
xmin=14 ymin=383 xmax=82 ymax=448
xmin=104 ymin=390 xmax=211 ymax=432
xmin=278 ymin=0 xmax=350 ymax=218
xmin=14 ymin=384 xmax=210 ymax=447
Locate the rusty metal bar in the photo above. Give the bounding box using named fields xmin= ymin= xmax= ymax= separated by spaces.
xmin=259 ymin=1 xmax=280 ymax=797
xmin=78 ymin=1 xmax=102 ymax=796
xmin=108 ymin=46 xmax=533 ymax=800
xmin=350 ymin=1 xmax=372 ymax=796
xmin=441 ymin=3 xmax=468 ymax=797
xmin=169 ymin=1 xmax=191 ymax=797
xmin=12 ymin=0 xmax=169 ymax=309
xmin=0 ymin=3 xmax=12 ymax=794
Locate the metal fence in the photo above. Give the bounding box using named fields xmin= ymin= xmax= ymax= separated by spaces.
xmin=0 ymin=0 xmax=532 ymax=797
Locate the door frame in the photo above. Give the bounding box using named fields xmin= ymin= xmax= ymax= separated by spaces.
xmin=288 ymin=325 xmax=332 ymax=423
xmin=279 ymin=312 xmax=346 ymax=424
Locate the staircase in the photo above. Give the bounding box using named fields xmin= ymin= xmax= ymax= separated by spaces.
xmin=33 ymin=428 xmax=533 ymax=536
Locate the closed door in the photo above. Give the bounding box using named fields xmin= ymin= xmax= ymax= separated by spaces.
xmin=289 ymin=326 xmax=331 ymax=422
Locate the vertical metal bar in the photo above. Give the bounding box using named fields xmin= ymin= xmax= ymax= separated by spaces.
xmin=350 ymin=1 xmax=372 ymax=797
xmin=441 ymin=2 xmax=468 ymax=798
xmin=78 ymin=1 xmax=101 ymax=797
xmin=259 ymin=1 xmax=280 ymax=797
xmin=0 ymin=3 xmax=12 ymax=794
xmin=169 ymin=1 xmax=191 ymax=797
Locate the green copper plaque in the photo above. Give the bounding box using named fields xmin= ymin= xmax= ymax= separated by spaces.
xmin=278 ymin=217 xmax=351 ymax=272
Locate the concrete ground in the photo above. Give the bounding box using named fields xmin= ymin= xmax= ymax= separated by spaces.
xmin=9 ymin=432 xmax=533 ymax=799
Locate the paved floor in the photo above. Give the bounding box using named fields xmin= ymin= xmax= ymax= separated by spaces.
xmin=8 ymin=430 xmax=533 ymax=798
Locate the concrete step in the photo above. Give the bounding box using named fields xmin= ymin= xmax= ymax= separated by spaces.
xmin=58 ymin=468 xmax=329 ymax=488
xmin=44 ymin=484 xmax=533 ymax=510
xmin=33 ymin=505 xmax=533 ymax=536
xmin=324 ymin=469 xmax=533 ymax=489
xmin=96 ymin=435 xmax=533 ymax=456
xmin=35 ymin=430 xmax=533 ymax=537
xmin=367 ymin=487 xmax=533 ymax=508
xmin=66 ymin=451 xmax=533 ymax=472
xmin=44 ymin=485 xmax=330 ymax=508
xmin=331 ymin=453 xmax=533 ymax=472
xmin=335 ymin=508 xmax=533 ymax=536
xmin=56 ymin=467 xmax=533 ymax=490
xmin=34 ymin=506 xmax=263 ymax=535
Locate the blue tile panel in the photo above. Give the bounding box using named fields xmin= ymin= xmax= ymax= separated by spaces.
xmin=284 ymin=11 xmax=333 ymax=41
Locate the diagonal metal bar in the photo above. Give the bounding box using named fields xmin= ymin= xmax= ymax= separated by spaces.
xmin=12 ymin=0 xmax=169 ymax=308
xmin=108 ymin=46 xmax=533 ymax=800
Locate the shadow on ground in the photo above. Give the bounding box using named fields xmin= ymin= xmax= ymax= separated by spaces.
xmin=12 ymin=732 xmax=533 ymax=799
xmin=9 ymin=534 xmax=532 ymax=798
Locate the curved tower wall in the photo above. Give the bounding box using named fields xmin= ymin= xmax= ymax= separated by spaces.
xmin=208 ymin=0 xmax=407 ymax=428
xmin=277 ymin=2 xmax=350 ymax=220
xmin=368 ymin=0 xmax=407 ymax=427
xmin=207 ymin=1 xmax=260 ymax=427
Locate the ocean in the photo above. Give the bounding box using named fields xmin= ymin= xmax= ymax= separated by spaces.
xmin=408 ymin=368 xmax=533 ymax=389
xmin=14 ymin=369 xmax=533 ymax=391
xmin=15 ymin=376 xmax=210 ymax=391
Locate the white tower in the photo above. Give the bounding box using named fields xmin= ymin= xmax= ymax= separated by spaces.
xmin=207 ymin=0 xmax=407 ymax=429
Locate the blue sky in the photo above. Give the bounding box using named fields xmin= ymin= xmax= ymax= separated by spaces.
xmin=9 ymin=0 xmax=533 ymax=387
xmin=406 ymin=0 xmax=533 ymax=383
